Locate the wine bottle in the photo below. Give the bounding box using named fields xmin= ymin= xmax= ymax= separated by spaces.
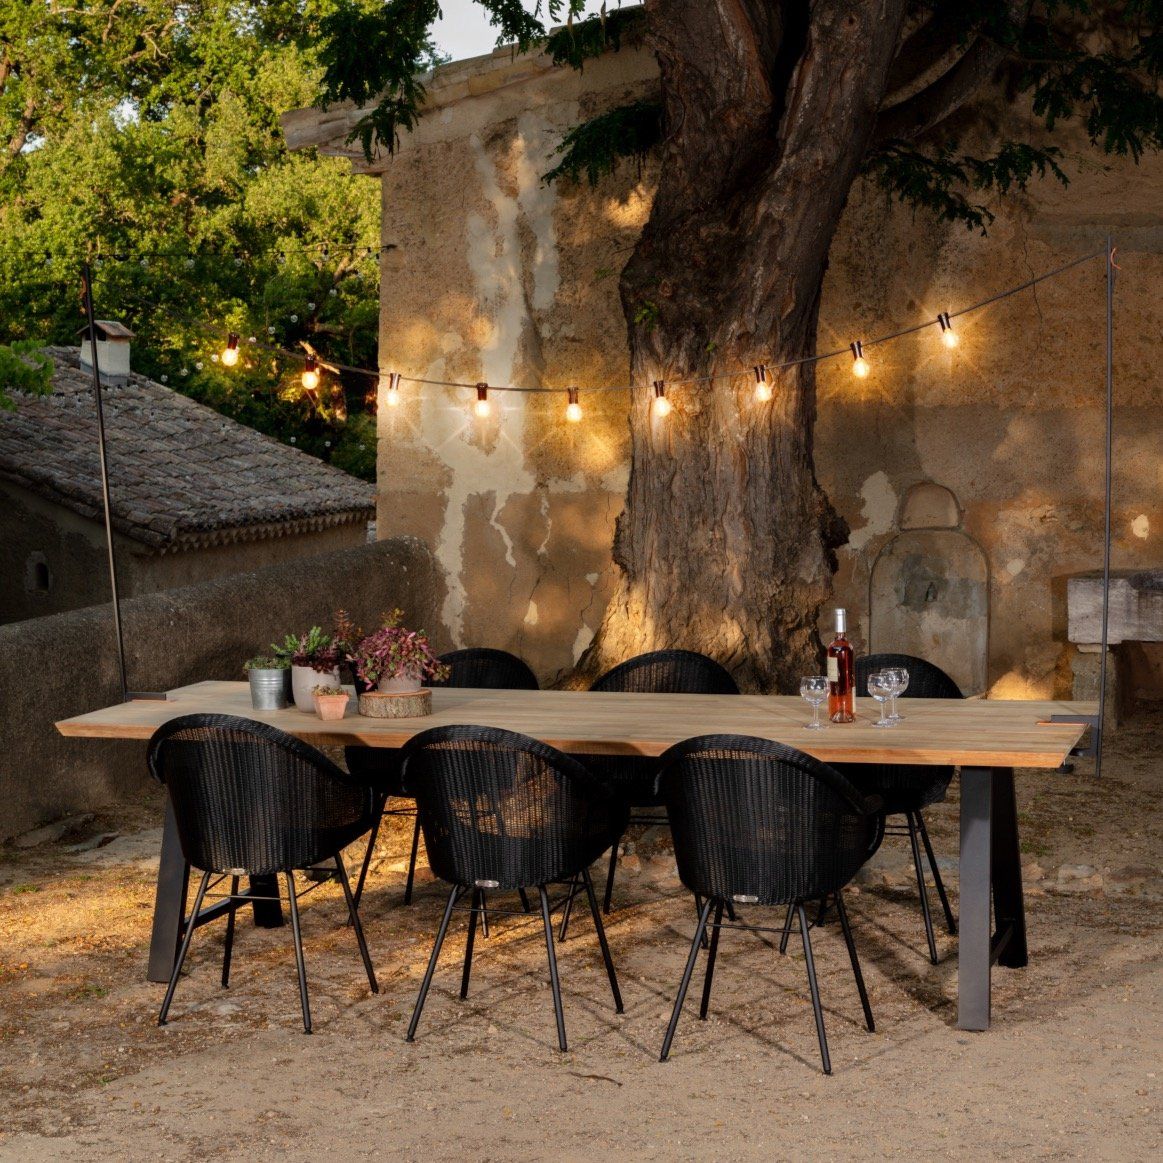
xmin=827 ymin=608 xmax=855 ymax=723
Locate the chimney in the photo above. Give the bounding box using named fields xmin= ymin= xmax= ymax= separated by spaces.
xmin=77 ymin=320 xmax=135 ymax=387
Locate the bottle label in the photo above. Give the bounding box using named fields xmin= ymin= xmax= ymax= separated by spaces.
xmin=827 ymin=656 xmax=839 ymax=683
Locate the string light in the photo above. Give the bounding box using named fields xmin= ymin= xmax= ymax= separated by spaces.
xmin=652 ymin=380 xmax=672 ymax=417
xmin=474 ymin=382 xmax=491 ymax=418
xmin=753 ymin=364 xmax=772 ymax=402
xmin=850 ymin=341 xmax=870 ymax=378
xmin=301 ymin=354 xmax=320 ymax=391
xmin=385 ymin=372 xmax=401 ymax=408
xmin=565 ymin=386 xmax=583 ymax=423
xmin=937 ymin=311 xmax=958 ymax=348
xmin=221 ymin=333 xmax=240 ymax=367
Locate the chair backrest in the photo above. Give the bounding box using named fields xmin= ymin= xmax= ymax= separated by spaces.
xmin=400 ymin=725 xmax=625 ymax=889
xmin=429 ymin=647 xmax=539 ymax=690
xmin=855 ymin=653 xmax=962 ymax=699
xmin=148 ymin=713 xmax=372 ymax=875
xmin=591 ymin=649 xmax=740 ymax=695
xmin=657 ymin=734 xmax=880 ymax=905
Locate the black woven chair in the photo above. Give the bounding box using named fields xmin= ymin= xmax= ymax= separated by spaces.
xmin=656 ymin=735 xmax=882 ymax=1074
xmin=348 ymin=647 xmax=539 ymax=911
xmin=579 ymin=650 xmax=740 ymax=918
xmin=837 ymin=653 xmax=962 ymax=964
xmin=147 ymin=714 xmax=379 ymax=1034
xmin=400 ymin=725 xmax=627 ymax=1051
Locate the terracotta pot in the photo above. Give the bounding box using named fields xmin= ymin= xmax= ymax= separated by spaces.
xmin=312 ymin=692 xmax=349 ymax=721
xmin=376 ymin=671 xmax=422 ymax=694
xmin=292 ymin=664 xmax=340 ymax=712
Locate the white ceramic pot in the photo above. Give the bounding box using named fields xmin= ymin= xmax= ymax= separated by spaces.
xmin=376 ymin=671 xmax=422 ymax=694
xmin=292 ymin=664 xmax=341 ymax=712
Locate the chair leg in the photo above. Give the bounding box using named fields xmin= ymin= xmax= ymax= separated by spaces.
xmin=158 ymin=870 xmax=210 ymax=1026
xmin=797 ymin=903 xmax=831 ymax=1076
xmin=660 ymin=896 xmax=713 ymax=1062
xmin=351 ymin=792 xmax=387 ymax=912
xmin=406 ymin=885 xmax=460 ymax=1042
xmin=559 ymin=874 xmax=580 ymax=942
xmin=694 ymin=894 xmax=710 ymax=949
xmin=699 ymin=900 xmax=724 ymax=1020
xmin=815 ymin=895 xmax=830 ymax=927
xmin=285 ymin=871 xmax=312 ymax=1034
xmin=460 ymin=888 xmax=481 ymax=999
xmin=580 ymin=869 xmax=623 ymax=1013
xmin=603 ymin=842 xmax=619 ymax=914
xmin=221 ymin=874 xmax=240 ymax=988
xmin=779 ymin=901 xmax=795 ymax=955
xmin=518 ymin=887 xmax=532 ymax=914
xmin=402 ymin=810 xmax=422 ymax=905
xmin=335 ymin=854 xmax=378 ymax=994
xmin=538 ymin=885 xmax=568 ymax=1052
xmin=915 ymin=810 xmax=957 ymax=935
xmin=479 ymin=892 xmax=490 ymax=939
xmin=835 ymin=890 xmax=874 ymax=1032
xmin=906 ymin=811 xmax=940 ymax=964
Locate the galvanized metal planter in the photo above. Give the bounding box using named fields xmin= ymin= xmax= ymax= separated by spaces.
xmin=248 ymin=668 xmax=292 ymax=710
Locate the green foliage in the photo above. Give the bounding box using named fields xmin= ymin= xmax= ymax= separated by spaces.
xmin=243 ymin=655 xmax=290 ymax=671
xmin=865 ymin=141 xmax=1069 ymax=233
xmin=0 ymin=341 xmax=53 ymax=409
xmin=542 ymin=100 xmax=663 ymax=186
xmin=0 ymin=0 xmax=380 ymax=480
xmin=546 ymin=5 xmax=646 ymax=70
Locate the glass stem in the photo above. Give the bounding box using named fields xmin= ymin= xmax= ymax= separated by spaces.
xmin=813 ymin=702 xmax=821 ymax=729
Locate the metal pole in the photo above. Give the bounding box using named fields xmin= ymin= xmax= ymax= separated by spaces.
xmin=81 ymin=261 xmax=130 ymax=703
xmin=1095 ymin=235 xmax=1115 ymax=778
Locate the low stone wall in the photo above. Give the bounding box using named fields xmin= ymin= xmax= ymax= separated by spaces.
xmin=0 ymin=537 xmax=446 ymax=841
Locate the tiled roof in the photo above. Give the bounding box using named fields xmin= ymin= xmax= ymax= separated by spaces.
xmin=0 ymin=347 xmax=374 ymax=550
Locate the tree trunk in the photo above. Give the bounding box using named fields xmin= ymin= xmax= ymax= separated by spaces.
xmin=577 ymin=0 xmax=908 ymax=692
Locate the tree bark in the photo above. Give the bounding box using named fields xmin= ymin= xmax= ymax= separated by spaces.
xmin=576 ymin=0 xmax=908 ymax=692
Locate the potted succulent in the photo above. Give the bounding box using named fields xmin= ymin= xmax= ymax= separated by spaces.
xmin=352 ymin=609 xmax=449 ymax=693
xmin=244 ymin=655 xmax=292 ymax=710
xmin=274 ymin=626 xmax=343 ymax=712
xmin=312 ymin=684 xmax=350 ymax=721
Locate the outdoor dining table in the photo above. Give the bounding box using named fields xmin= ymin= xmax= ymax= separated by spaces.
xmin=56 ymin=679 xmax=1096 ymax=1032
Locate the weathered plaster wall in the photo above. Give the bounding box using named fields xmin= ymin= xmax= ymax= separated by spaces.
xmin=294 ymin=45 xmax=1162 ymax=693
xmin=0 ymin=537 xmax=443 ymax=840
xmin=0 ymin=480 xmax=370 ymax=624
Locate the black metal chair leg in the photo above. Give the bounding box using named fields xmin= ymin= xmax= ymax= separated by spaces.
xmin=835 ymin=890 xmax=874 ymax=1032
xmin=284 ymin=871 xmax=312 ymax=1034
xmin=779 ymin=900 xmax=795 ymax=955
xmin=538 ymin=885 xmax=568 ymax=1052
xmin=460 ymin=888 xmax=481 ymax=999
xmin=335 ymin=854 xmax=378 ymax=994
xmin=699 ymin=900 xmax=724 ymax=1020
xmin=694 ymin=894 xmax=710 ymax=949
xmin=221 ymin=874 xmax=239 ymax=988
xmin=559 ymin=874 xmax=580 ymax=942
xmin=660 ymin=896 xmax=713 ymax=1062
xmin=518 ymin=887 xmax=532 ymax=913
xmin=159 ymin=870 xmax=210 ymax=1026
xmin=603 ymin=842 xmax=619 ymax=914
xmin=798 ymin=903 xmax=831 ymax=1075
xmin=351 ymin=792 xmax=387 ymax=912
xmin=406 ymin=885 xmax=460 ymax=1042
xmin=581 ymin=869 xmax=623 ymax=1013
xmin=815 ymin=894 xmax=830 ymax=927
xmin=907 ymin=811 xmax=940 ymax=964
xmin=479 ymin=892 xmax=490 ymax=939
xmin=916 ymin=810 xmax=957 ymax=934
xmin=402 ymin=811 xmax=422 ymax=906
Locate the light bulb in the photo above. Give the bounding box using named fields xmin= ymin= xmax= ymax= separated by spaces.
xmin=850 ymin=341 xmax=870 ymax=378
xmin=938 ymin=312 xmax=958 ymax=348
xmin=474 ymin=383 xmax=491 ymax=418
xmin=754 ymin=364 xmax=772 ymax=401
xmin=385 ymin=372 xmax=401 ymax=408
xmin=301 ymin=355 xmax=319 ymax=391
xmin=652 ymin=380 xmax=671 ymax=417
xmin=565 ymin=387 xmax=582 ymax=423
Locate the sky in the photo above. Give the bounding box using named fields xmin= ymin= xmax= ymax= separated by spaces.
xmin=430 ymin=1 xmax=609 ymax=62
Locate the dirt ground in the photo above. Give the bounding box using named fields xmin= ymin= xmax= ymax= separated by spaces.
xmin=0 ymin=716 xmax=1159 ymax=1161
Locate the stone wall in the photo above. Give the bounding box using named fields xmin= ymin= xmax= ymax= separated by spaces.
xmin=287 ymin=43 xmax=1163 ymax=694
xmin=0 ymin=537 xmax=444 ymax=840
xmin=0 ymin=479 xmax=371 ymax=625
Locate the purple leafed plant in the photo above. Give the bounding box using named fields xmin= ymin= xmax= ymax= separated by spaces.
xmin=352 ymin=609 xmax=449 ymax=688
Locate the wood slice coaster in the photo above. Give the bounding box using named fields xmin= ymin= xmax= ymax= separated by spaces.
xmin=357 ymin=688 xmax=432 ymax=718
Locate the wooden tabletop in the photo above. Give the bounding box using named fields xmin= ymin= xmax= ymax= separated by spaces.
xmin=56 ymin=681 xmax=1096 ymax=768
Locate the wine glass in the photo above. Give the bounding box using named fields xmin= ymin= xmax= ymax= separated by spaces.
xmin=800 ymin=676 xmax=829 ymax=730
xmin=885 ymin=667 xmax=910 ymax=722
xmin=868 ymin=670 xmax=894 ymax=727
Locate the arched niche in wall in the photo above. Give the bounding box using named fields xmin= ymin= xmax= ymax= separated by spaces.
xmin=869 ymin=481 xmax=990 ymax=695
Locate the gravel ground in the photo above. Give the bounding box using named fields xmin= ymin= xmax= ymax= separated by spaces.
xmin=0 ymin=715 xmax=1159 ymax=1161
